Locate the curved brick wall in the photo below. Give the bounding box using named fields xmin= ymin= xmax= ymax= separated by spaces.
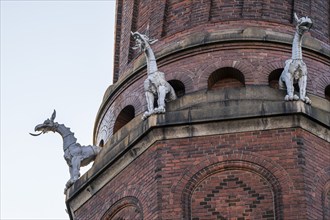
xmin=95 ymin=0 xmax=330 ymax=145
xmin=95 ymin=43 xmax=329 ymax=145
xmin=65 ymin=1 xmax=330 ymax=219
xmin=113 ymin=0 xmax=330 ymax=82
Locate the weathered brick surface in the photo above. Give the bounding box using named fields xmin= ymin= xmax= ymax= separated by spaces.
xmin=302 ymin=132 xmax=330 ymax=219
xmin=113 ymin=0 xmax=330 ymax=82
xmin=191 ymin=170 xmax=274 ymax=220
xmin=75 ymin=128 xmax=330 ymax=219
xmin=101 ymin=197 xmax=143 ymax=220
xmin=74 ymin=143 xmax=160 ymax=219
xmin=107 ymin=206 xmax=142 ymax=219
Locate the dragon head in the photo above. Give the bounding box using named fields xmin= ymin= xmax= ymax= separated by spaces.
xmin=131 ymin=31 xmax=158 ymax=52
xmin=294 ymin=13 xmax=313 ymax=35
xmin=30 ymin=110 xmax=57 ymax=136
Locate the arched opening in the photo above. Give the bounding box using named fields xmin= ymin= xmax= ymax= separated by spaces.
xmin=101 ymin=196 xmax=143 ymax=220
xmin=208 ymin=67 xmax=245 ymax=90
xmin=99 ymin=140 xmax=104 ymax=148
xmin=323 ymin=186 xmax=330 ymax=219
xmin=325 ymin=85 xmax=330 ymax=101
xmin=113 ymin=105 xmax=135 ymax=134
xmin=168 ymin=79 xmax=185 ymax=98
xmin=271 ymin=68 xmax=300 ymax=91
xmin=269 ymin=68 xmax=283 ymax=89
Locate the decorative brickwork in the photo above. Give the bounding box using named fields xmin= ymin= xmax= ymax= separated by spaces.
xmin=175 ymin=156 xmax=289 ymax=219
xmin=191 ymin=170 xmax=275 ymax=220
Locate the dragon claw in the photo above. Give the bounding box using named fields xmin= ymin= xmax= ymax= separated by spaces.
xmin=293 ymin=95 xmax=299 ymax=100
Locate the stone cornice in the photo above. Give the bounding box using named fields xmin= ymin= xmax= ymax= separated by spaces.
xmin=71 ymin=88 xmax=329 ymax=218
xmin=94 ymin=28 xmax=330 ymax=143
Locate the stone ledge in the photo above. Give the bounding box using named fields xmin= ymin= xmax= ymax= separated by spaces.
xmin=95 ymin=28 xmax=330 ymax=140
xmin=67 ymin=92 xmax=329 ymax=215
xmin=67 ymin=114 xmax=329 ymax=215
xmin=96 ymin=87 xmax=329 ymax=156
xmin=168 ymin=87 xmax=330 ymax=113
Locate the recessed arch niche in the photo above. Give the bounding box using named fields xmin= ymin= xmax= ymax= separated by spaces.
xmin=113 ymin=105 xmax=135 ymax=134
xmin=208 ymin=67 xmax=245 ymax=90
xmin=168 ymin=79 xmax=185 ymax=98
xmin=269 ymin=68 xmax=283 ymax=89
xmin=325 ymin=85 xmax=330 ymax=101
xmin=101 ymin=196 xmax=143 ymax=220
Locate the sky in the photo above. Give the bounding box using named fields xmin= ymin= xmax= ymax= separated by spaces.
xmin=1 ymin=0 xmax=116 ymax=219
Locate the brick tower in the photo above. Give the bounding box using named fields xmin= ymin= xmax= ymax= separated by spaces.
xmin=66 ymin=1 xmax=330 ymax=219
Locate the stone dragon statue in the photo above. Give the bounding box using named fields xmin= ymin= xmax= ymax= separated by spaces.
xmin=30 ymin=110 xmax=101 ymax=193
xmin=279 ymin=13 xmax=313 ymax=104
xmin=131 ymin=31 xmax=177 ymax=120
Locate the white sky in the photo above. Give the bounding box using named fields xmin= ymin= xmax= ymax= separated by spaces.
xmin=1 ymin=0 xmax=116 ymax=219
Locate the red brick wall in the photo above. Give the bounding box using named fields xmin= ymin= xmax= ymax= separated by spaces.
xmin=108 ymin=206 xmax=142 ymax=219
xmin=302 ymin=131 xmax=330 ymax=219
xmin=75 ymin=128 xmax=330 ymax=219
xmin=113 ymin=0 xmax=330 ymax=82
xmin=74 ymin=142 xmax=160 ymax=219
xmin=210 ymin=78 xmax=244 ymax=90
xmin=101 ymin=197 xmax=143 ymax=220
xmin=323 ymin=184 xmax=330 ymax=219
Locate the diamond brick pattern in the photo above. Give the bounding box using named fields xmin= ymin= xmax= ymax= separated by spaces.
xmin=191 ymin=170 xmax=274 ymax=220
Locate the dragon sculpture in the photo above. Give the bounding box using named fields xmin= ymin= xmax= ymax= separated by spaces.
xmin=30 ymin=110 xmax=101 ymax=193
xmin=131 ymin=31 xmax=177 ymax=120
xmin=279 ymin=13 xmax=313 ymax=104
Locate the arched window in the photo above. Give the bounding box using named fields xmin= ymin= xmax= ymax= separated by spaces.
xmin=168 ymin=79 xmax=185 ymax=98
xmin=98 ymin=140 xmax=104 ymax=148
xmin=208 ymin=67 xmax=245 ymax=90
xmin=269 ymin=68 xmax=283 ymax=89
xmin=101 ymin=197 xmax=143 ymax=220
xmin=325 ymin=85 xmax=330 ymax=101
xmin=323 ymin=186 xmax=330 ymax=219
xmin=113 ymin=105 xmax=135 ymax=134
